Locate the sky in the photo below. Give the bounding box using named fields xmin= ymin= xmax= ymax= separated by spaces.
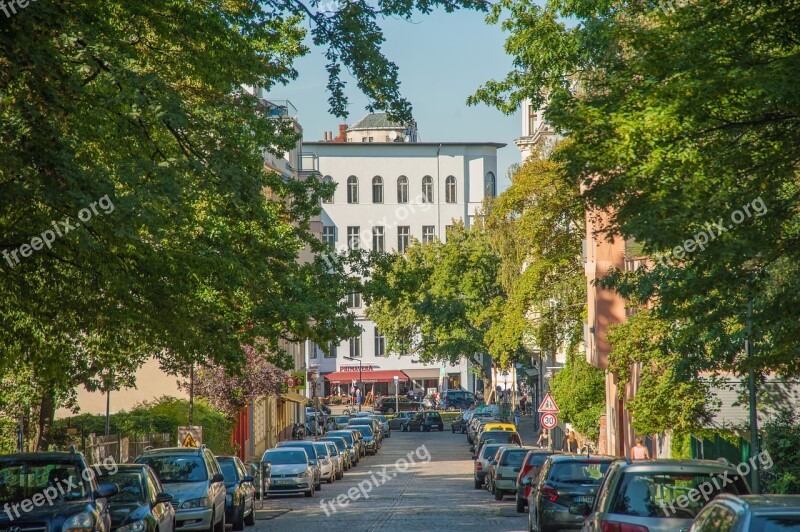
xmin=272 ymin=8 xmax=522 ymax=190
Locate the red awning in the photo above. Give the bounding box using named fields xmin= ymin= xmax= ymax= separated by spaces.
xmin=325 ymin=370 xmax=409 ymax=385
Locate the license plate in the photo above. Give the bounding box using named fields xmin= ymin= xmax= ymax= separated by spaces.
xmin=274 ymin=479 xmax=292 ymax=485
xmin=577 ymin=496 xmax=593 ymax=504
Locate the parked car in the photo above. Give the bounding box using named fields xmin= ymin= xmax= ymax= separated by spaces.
xmin=347 ymin=417 xmax=383 ymax=445
xmin=472 ymin=430 xmax=523 ymax=459
xmin=135 ymin=446 xmax=227 ymax=532
xmin=487 ymin=446 xmax=535 ymax=501
xmin=372 ymin=414 xmax=391 ymax=438
xmin=374 ymin=396 xmax=422 ymax=414
xmin=216 ymin=456 xmax=255 ymax=530
xmin=525 ymin=454 xmax=616 ymax=532
xmin=324 ymin=431 xmax=360 ymax=465
xmin=474 ymin=443 xmax=519 ymax=489
xmin=0 ymin=451 xmax=120 ymax=532
xmin=441 ymin=390 xmax=476 ymax=410
xmin=333 ymin=416 xmax=351 ymax=429
xmin=403 ymin=411 xmax=445 ymax=432
xmin=516 ymin=449 xmax=560 ymax=513
xmin=348 ymin=428 xmax=366 ymax=457
xmin=468 ymin=417 xmax=499 ymax=444
xmin=388 ymin=412 xmax=414 ymax=430
xmin=322 ymin=441 xmax=345 ymax=480
xmin=99 ymin=463 xmax=176 ymax=532
xmin=351 ymin=425 xmax=379 ymax=455
xmin=451 ymin=412 xmax=469 ymax=433
xmin=580 ymin=459 xmax=751 ymax=532
xmin=691 ymin=494 xmax=800 ymax=531
xmin=320 ymin=436 xmax=351 ymax=471
xmin=312 ymin=442 xmax=336 ymax=484
xmin=261 ymin=448 xmax=315 ymax=498
xmin=275 ymin=441 xmax=322 ymax=490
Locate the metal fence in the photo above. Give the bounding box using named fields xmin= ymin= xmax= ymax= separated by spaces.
xmin=71 ymin=432 xmax=172 ymax=464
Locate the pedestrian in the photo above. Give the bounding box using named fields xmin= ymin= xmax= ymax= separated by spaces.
xmin=520 ymin=395 xmax=528 ymax=415
xmin=563 ymin=431 xmax=579 ymax=453
xmin=327 ymin=417 xmax=335 ymax=433
xmin=513 ymin=406 xmax=521 ymax=428
xmin=631 ymin=437 xmax=650 ymax=460
xmin=536 ymin=428 xmax=551 ymax=450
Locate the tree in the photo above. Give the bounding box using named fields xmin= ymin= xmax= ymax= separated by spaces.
xmin=472 ymin=0 xmax=800 ymax=379
xmin=550 ymin=351 xmax=605 ymax=440
xmin=364 ymin=222 xmax=504 ymax=393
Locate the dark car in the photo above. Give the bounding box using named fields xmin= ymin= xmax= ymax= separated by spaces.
xmin=0 ymin=451 xmax=119 ymax=532
xmin=351 ymin=425 xmax=379 ymax=455
xmin=473 ymin=430 xmax=523 ymax=459
xmin=347 ymin=417 xmax=383 ymax=443
xmin=388 ymin=412 xmax=414 ymax=430
xmin=216 ymin=456 xmax=255 ymax=530
xmin=403 ymin=411 xmax=444 ymax=432
xmin=525 ymin=454 xmax=615 ymax=532
xmin=324 ymin=431 xmax=360 ymax=465
xmin=374 ymin=397 xmax=422 ymax=414
xmin=691 ymin=494 xmax=800 ymax=532
xmin=581 ymin=459 xmax=751 ymax=532
xmin=99 ymin=464 xmax=175 ymax=532
xmin=451 ymin=412 xmax=469 ymax=433
xmin=274 ymin=441 xmax=321 ymax=490
xmin=516 ymin=449 xmax=559 ymax=513
xmin=320 ymin=436 xmax=351 ymax=471
xmin=442 ymin=390 xmax=476 ymax=410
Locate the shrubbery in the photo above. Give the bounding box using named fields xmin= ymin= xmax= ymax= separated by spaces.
xmin=762 ymin=409 xmax=800 ymax=494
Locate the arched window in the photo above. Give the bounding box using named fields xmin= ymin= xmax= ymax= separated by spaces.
xmin=484 ymin=171 xmax=496 ymax=198
xmin=322 ymin=175 xmax=334 ymax=204
xmin=347 ymin=176 xmax=359 ymax=204
xmin=445 ymin=175 xmax=457 ymax=203
xmin=397 ymin=176 xmax=409 ymax=204
xmin=422 ymin=176 xmax=434 ymax=203
xmin=372 ymin=176 xmax=384 ymax=204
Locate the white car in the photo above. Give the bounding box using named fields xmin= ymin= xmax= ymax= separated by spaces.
xmin=312 ymin=442 xmax=335 ymax=484
xmin=323 ymin=441 xmax=345 ymax=480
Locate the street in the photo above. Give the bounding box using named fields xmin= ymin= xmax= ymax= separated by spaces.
xmin=254 ymin=429 xmax=527 ymax=531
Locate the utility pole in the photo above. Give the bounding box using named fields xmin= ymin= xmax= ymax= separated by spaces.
xmin=746 ymin=297 xmax=761 ymax=494
xmin=189 ymin=362 xmax=195 ymax=425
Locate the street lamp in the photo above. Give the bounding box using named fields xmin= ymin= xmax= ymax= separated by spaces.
xmin=343 ymin=356 xmax=363 ymax=412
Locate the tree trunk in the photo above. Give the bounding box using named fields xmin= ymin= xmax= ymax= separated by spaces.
xmin=469 ymin=355 xmax=493 ymax=401
xmin=35 ymin=389 xmax=56 ymax=451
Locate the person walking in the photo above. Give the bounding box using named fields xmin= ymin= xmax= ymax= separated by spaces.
xmin=631 ymin=437 xmax=650 ymax=460
xmin=536 ymin=428 xmax=551 ymax=450
xmin=563 ymin=431 xmax=579 ymax=453
xmin=513 ymin=406 xmax=521 ymax=429
xmin=520 ymin=395 xmax=528 ymax=415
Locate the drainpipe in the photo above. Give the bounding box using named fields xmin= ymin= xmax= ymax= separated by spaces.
xmin=436 ymin=144 xmax=442 ymax=237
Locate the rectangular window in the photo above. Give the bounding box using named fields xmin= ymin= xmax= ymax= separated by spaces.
xmin=310 ymin=342 xmax=318 ymax=359
xmin=372 ymin=226 xmax=385 ymax=252
xmin=349 ymin=336 xmax=361 ymax=358
xmin=347 ymin=226 xmax=360 ymax=250
xmin=322 ymin=226 xmax=336 ymax=247
xmin=347 ymin=292 xmax=362 ymax=308
xmin=422 ymin=225 xmax=435 ymax=244
xmin=325 ymin=341 xmax=337 ymax=358
xmin=397 ymin=226 xmax=410 ymax=253
xmin=374 ymin=328 xmax=386 ymax=357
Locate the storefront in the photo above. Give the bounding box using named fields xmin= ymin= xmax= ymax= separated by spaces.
xmin=324 ymin=368 xmax=409 ymax=402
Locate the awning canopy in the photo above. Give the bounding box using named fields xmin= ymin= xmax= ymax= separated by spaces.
xmin=403 ymin=368 xmax=441 ymax=380
xmin=281 ymin=391 xmax=309 ymax=404
xmin=325 ymin=370 xmax=409 ymax=385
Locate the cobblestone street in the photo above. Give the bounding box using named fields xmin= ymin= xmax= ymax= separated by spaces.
xmin=254 ymin=427 xmax=533 ymax=531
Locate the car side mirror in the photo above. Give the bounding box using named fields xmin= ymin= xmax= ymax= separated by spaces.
xmin=521 ymin=477 xmax=532 ymax=487
xmin=243 ymin=475 xmax=254 ymax=483
xmin=155 ymin=492 xmax=174 ymax=505
xmin=95 ymin=482 xmax=119 ymax=499
xmin=569 ymin=502 xmax=592 ymax=516
xmin=212 ymin=473 xmax=225 ymax=484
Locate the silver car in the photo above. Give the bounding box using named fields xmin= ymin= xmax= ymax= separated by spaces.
xmin=322 ymin=441 xmax=345 ymax=480
xmin=312 ymin=441 xmax=336 ymax=484
xmin=262 ymin=448 xmax=315 ymax=498
xmin=691 ymin=494 xmax=800 ymax=531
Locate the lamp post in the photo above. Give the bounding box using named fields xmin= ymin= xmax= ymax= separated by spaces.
xmin=343 ymin=356 xmax=363 ymax=412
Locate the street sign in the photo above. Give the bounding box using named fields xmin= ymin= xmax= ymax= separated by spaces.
xmin=291 ymin=372 xmax=307 ymax=390
xmin=537 ymin=392 xmax=560 ymax=413
xmin=541 ymin=412 xmax=558 ymax=429
xmin=178 ymin=426 xmax=203 ymax=447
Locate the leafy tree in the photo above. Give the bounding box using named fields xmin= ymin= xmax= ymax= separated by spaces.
xmin=762 ymin=409 xmax=800 ymax=494
xmin=550 ymin=350 xmax=605 ymax=440
xmin=364 ymin=222 xmax=503 ymax=393
xmin=472 ymin=0 xmax=800 ymax=378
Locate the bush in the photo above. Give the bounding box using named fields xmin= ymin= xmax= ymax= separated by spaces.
xmin=762 ymin=409 xmax=800 ymax=494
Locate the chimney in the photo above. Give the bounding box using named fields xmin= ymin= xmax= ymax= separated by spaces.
xmin=322 ymin=131 xmax=327 ymax=141
xmin=335 ymin=124 xmax=348 ymax=143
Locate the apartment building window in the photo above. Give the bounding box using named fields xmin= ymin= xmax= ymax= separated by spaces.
xmin=374 ymin=328 xmax=386 ymax=357
xmin=349 ymin=335 xmax=362 ymax=357
xmin=322 ymin=175 xmax=334 ymax=204
xmin=445 ymin=175 xmax=457 ymax=203
xmin=322 ymin=226 xmax=336 ymax=247
xmin=422 ymin=175 xmax=434 ymax=203
xmin=347 ymin=175 xmax=359 ymax=203
xmin=372 ymin=176 xmax=384 ymax=203
xmin=397 ymin=176 xmax=409 ymax=203
xmin=484 ymin=171 xmax=496 ymax=198
xmin=325 ymin=341 xmax=337 ymax=358
xmin=347 ymin=226 xmax=360 ymax=250
xmin=422 ymin=225 xmax=435 ymax=244
xmin=347 ymin=292 xmax=362 ymax=308
xmin=310 ymin=342 xmax=318 ymax=359
xmin=397 ymin=226 xmax=410 ymax=252
xmin=372 ymin=226 xmax=385 ymax=252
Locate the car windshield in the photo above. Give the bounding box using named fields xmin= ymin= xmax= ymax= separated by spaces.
xmin=374 ymin=416 xmax=387 ymax=423
xmin=137 ymin=455 xmax=208 ymax=483
xmin=101 ymin=470 xmax=146 ymax=503
xmin=610 ymin=471 xmax=748 ymax=519
xmin=425 ymin=413 xmax=440 ymax=419
xmin=354 ymin=426 xmax=372 ymax=438
xmin=481 ymin=445 xmax=504 ymax=459
xmin=327 ymin=433 xmax=354 ymax=445
xmin=263 ymin=450 xmax=307 ymax=465
xmin=549 ymin=461 xmax=610 ymax=485
xmin=0 ymin=460 xmax=88 ymax=503
xmin=335 ymin=416 xmax=349 ymax=424
xmin=749 ymin=514 xmax=800 ymax=530
xmin=277 ymin=442 xmax=317 ymax=460
xmin=217 ymin=460 xmax=239 ymax=483
xmin=348 ymin=419 xmax=371 ymax=425
xmin=482 ymin=432 xmax=518 ymax=444
xmin=321 ymin=439 xmax=346 ymax=452
xmin=526 ymin=453 xmax=552 ymax=466
xmin=313 ymin=444 xmax=330 ymax=457
xmin=501 ymin=450 xmax=529 ymax=467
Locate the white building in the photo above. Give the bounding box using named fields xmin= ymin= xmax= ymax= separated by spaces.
xmin=515 ymin=99 xmax=559 ymax=162
xmin=302 ymin=120 xmax=505 ymax=399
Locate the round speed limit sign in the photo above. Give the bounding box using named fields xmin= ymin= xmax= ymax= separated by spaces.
xmin=541 ymin=412 xmax=558 ymax=429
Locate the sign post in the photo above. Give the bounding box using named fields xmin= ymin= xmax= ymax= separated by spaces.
xmin=537 ymin=392 xmax=560 ymax=414
xmin=541 ymin=412 xmax=558 ymax=430
xmin=178 ymin=426 xmax=203 ymax=447
xmin=394 ymin=375 xmax=399 ymax=414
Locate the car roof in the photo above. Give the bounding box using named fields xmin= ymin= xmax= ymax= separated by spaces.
xmin=614 ymin=458 xmax=742 ymax=471
xmin=139 ymin=447 xmax=205 ymax=455
xmin=101 ymin=464 xmax=146 ymax=472
xmin=548 ymin=454 xmax=617 ymax=462
xmin=0 ymin=452 xmax=84 ymax=462
xmin=716 ymin=494 xmax=800 ymax=512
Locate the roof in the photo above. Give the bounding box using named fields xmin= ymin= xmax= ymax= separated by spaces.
xmin=715 ymin=494 xmax=800 ymax=512
xmin=304 ymin=141 xmax=506 ymax=148
xmin=348 ymin=112 xmax=401 ymax=130
xmin=549 ymin=454 xmax=618 ymax=462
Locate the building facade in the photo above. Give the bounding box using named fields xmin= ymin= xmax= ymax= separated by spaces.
xmin=302 ymin=130 xmax=504 ymax=400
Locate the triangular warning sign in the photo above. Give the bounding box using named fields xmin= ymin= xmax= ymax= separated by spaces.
xmin=537 ymin=392 xmax=560 ymax=413
xmin=182 ymin=433 xmax=199 ymax=448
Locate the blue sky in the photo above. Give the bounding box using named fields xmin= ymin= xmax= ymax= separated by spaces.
xmin=273 ymin=8 xmax=521 ymax=189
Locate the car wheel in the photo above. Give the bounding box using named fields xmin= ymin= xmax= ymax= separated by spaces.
xmin=214 ymin=510 xmax=225 ymax=532
xmin=208 ymin=511 xmax=216 ymax=532
xmin=494 ymin=488 xmax=504 ymax=501
xmin=244 ymin=502 xmax=256 ymax=526
xmin=402 ymin=424 xmax=407 ymax=432
xmin=305 ymin=487 xmax=313 ymax=497
xmin=327 ymin=474 xmax=333 ymax=484
xmin=516 ymin=495 xmax=526 ymax=514
xmin=474 ymin=477 xmax=482 ymax=490
xmin=315 ymin=481 xmax=321 ymax=490
xmin=232 ymin=502 xmax=245 ymax=531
